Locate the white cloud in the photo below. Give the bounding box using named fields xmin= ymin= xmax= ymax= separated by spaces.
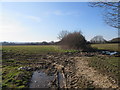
xmin=25 ymin=15 xmax=42 ymax=22
xmin=54 ymin=10 xmax=80 ymax=16
xmin=0 ymin=12 xmax=29 ymax=41
xmin=44 ymin=10 xmax=80 ymax=16
xmin=0 ymin=10 xmax=43 ymax=42
xmin=15 ymin=12 xmax=42 ymax=22
xmin=53 ymin=10 xmax=63 ymax=15
xmin=0 ymin=13 xmax=27 ymax=33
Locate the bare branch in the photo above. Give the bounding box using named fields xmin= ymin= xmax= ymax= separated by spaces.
xmin=89 ymin=2 xmax=119 ymax=28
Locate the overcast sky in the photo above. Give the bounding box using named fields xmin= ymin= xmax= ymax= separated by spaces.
xmin=0 ymin=2 xmax=118 ymax=42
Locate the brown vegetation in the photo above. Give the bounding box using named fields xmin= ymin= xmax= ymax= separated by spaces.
xmin=58 ymin=31 xmax=90 ymax=50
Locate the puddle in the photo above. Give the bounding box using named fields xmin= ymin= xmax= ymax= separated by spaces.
xmin=101 ymin=51 xmax=118 ymax=55
xmin=29 ymin=70 xmax=55 ymax=88
xmin=29 ymin=70 xmax=66 ymax=88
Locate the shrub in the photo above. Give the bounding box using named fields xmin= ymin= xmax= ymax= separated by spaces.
xmin=59 ymin=31 xmax=88 ymax=50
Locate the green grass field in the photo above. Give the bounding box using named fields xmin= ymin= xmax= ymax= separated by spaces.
xmin=2 ymin=45 xmax=62 ymax=54
xmin=91 ymin=43 xmax=119 ymax=52
xmin=2 ymin=45 xmax=77 ymax=54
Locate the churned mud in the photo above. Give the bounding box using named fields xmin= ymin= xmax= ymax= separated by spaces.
xmin=3 ymin=50 xmax=119 ymax=88
xmin=27 ymin=52 xmax=119 ymax=89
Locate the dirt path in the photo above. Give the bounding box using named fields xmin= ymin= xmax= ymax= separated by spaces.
xmin=75 ymin=57 xmax=119 ymax=88
xmin=27 ymin=53 xmax=119 ymax=88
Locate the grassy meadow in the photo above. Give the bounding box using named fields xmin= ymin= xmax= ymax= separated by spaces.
xmin=91 ymin=43 xmax=119 ymax=52
xmin=2 ymin=45 xmax=77 ymax=54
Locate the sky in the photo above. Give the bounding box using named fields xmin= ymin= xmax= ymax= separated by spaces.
xmin=0 ymin=2 xmax=118 ymax=42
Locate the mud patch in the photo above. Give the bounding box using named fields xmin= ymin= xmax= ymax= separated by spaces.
xmin=75 ymin=57 xmax=119 ymax=88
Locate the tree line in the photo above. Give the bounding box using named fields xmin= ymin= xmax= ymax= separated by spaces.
xmin=1 ymin=41 xmax=55 ymax=45
xmin=1 ymin=35 xmax=119 ymax=46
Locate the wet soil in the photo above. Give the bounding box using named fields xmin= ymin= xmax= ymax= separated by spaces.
xmin=29 ymin=70 xmax=55 ymax=88
xmin=2 ymin=51 xmax=120 ymax=89
xmin=27 ymin=52 xmax=120 ymax=89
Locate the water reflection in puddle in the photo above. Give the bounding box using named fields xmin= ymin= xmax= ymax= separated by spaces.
xmin=29 ymin=70 xmax=55 ymax=88
xmin=102 ymin=51 xmax=118 ymax=55
xmin=29 ymin=70 xmax=67 ymax=88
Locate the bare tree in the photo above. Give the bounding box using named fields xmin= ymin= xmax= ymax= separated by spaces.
xmin=57 ymin=30 xmax=69 ymax=40
xmin=89 ymin=1 xmax=119 ymax=29
xmin=90 ymin=35 xmax=107 ymax=43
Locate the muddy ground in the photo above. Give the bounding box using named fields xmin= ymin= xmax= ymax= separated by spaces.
xmin=2 ymin=51 xmax=120 ymax=89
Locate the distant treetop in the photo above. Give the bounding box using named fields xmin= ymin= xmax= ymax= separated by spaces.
xmin=90 ymin=35 xmax=107 ymax=43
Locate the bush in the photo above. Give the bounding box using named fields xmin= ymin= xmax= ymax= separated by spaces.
xmin=59 ymin=31 xmax=88 ymax=50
